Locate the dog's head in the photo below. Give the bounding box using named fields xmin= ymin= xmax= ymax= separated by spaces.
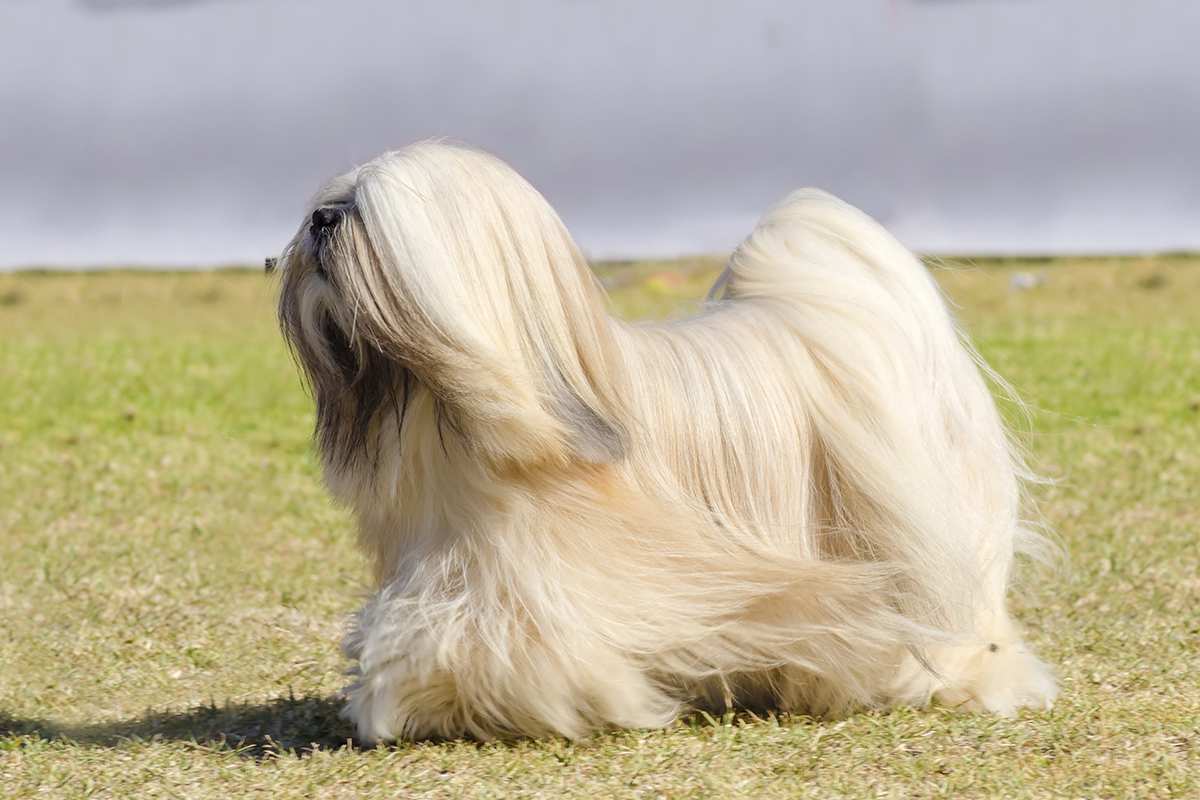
xmin=275 ymin=142 xmax=625 ymax=476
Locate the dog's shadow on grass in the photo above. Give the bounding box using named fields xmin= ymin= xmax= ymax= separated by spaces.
xmin=0 ymin=694 xmax=365 ymax=759
xmin=3 ymin=697 xmax=816 ymax=760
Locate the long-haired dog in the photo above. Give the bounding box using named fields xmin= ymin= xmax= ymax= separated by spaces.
xmin=274 ymin=141 xmax=1057 ymax=742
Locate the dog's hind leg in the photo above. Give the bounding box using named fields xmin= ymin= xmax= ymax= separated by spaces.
xmin=889 ymin=611 xmax=1057 ymax=715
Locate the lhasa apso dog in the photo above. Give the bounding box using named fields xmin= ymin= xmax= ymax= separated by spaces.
xmin=274 ymin=141 xmax=1056 ymax=742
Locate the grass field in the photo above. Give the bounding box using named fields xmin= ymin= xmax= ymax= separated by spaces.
xmin=1 ymin=255 xmax=1198 ymax=798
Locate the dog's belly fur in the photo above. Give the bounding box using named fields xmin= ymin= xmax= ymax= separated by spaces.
xmin=277 ymin=144 xmax=1057 ymax=742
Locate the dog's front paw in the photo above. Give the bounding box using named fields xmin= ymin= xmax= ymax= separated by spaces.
xmin=342 ymin=664 xmax=469 ymax=743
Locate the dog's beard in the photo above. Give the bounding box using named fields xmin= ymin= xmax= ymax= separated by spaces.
xmin=278 ymin=226 xmax=417 ymax=470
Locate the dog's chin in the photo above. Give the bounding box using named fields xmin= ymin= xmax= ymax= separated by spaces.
xmin=309 ymin=320 xmax=412 ymax=470
xmin=279 ymin=249 xmax=407 ymax=471
xmin=320 ymin=308 xmax=358 ymax=385
xmin=311 ymin=240 xmax=334 ymax=283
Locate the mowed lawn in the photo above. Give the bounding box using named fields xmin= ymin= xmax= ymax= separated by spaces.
xmin=1 ymin=256 xmax=1197 ymax=799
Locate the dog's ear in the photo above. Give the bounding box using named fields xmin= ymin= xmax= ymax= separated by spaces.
xmin=394 ymin=326 xmax=626 ymax=467
xmin=334 ymin=146 xmax=628 ymax=468
xmin=389 ymin=333 xmax=625 ymax=468
xmin=330 ymin=213 xmax=625 ymax=469
xmin=547 ymin=372 xmax=625 ymax=464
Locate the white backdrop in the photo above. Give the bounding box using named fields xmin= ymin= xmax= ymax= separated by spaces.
xmin=3 ymin=0 xmax=1198 ymax=267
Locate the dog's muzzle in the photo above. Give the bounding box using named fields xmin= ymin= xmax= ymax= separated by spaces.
xmin=311 ymin=206 xmax=344 ymax=235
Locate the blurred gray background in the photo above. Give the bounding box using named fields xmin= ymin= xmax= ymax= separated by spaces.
xmin=2 ymin=0 xmax=1197 ymax=268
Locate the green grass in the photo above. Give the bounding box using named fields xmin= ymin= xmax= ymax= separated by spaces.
xmin=1 ymin=256 xmax=1198 ymax=798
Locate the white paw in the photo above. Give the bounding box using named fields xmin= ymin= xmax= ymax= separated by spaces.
xmin=935 ymin=642 xmax=1057 ymax=715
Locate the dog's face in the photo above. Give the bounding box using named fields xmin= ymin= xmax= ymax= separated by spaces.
xmin=274 ymin=143 xmax=625 ymax=482
xmin=276 ymin=171 xmax=409 ymax=470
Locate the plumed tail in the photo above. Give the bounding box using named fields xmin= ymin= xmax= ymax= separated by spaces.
xmin=715 ymin=189 xmax=1043 ymax=635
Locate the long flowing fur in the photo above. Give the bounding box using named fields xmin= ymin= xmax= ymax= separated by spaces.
xmin=275 ymin=141 xmax=1056 ymax=742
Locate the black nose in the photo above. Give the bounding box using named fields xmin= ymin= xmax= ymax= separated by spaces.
xmin=311 ymin=206 xmax=343 ymax=235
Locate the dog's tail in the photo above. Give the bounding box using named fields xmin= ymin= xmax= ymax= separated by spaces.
xmin=716 ymin=189 xmax=1043 ymax=640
